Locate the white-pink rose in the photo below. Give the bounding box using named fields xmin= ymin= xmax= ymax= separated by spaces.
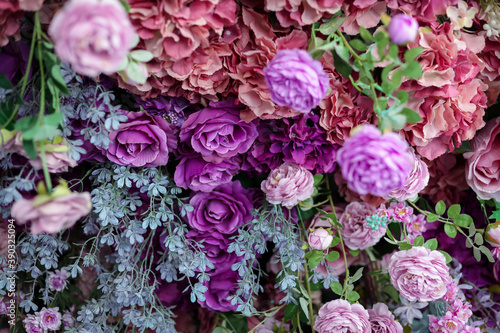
xmin=369 ymin=303 xmax=404 ymax=333
xmin=314 ymin=299 xmax=371 ymax=333
xmin=308 ymin=228 xmax=333 ymax=251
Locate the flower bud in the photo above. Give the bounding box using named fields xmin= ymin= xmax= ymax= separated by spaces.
xmin=308 ymin=228 xmax=333 ymax=251
xmin=388 ymin=14 xmax=419 ymax=45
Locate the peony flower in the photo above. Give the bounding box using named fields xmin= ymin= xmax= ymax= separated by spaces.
xmin=23 ymin=314 xmax=43 ymax=333
xmin=388 ymin=14 xmax=419 ymax=45
xmin=36 ymin=307 xmax=62 ymax=331
xmin=180 ymin=99 xmax=258 ymax=163
xmin=264 ymin=49 xmax=329 ymax=113
xmin=337 ymin=124 xmax=412 ymax=197
xmin=314 ymin=299 xmax=371 ymax=333
xmin=464 ymin=117 xmax=500 ymax=201
xmin=368 ymin=303 xmax=404 ymax=333
xmin=308 ymin=228 xmax=333 ymax=251
xmin=47 ymin=269 xmax=70 ymax=291
xmin=388 ymin=247 xmax=452 ymax=302
xmin=99 ymin=111 xmax=177 ymax=167
xmin=48 ymin=0 xmax=135 ymax=77
xmin=261 ymin=162 xmax=314 ymax=209
xmin=11 ymin=185 xmax=92 ymax=235
xmin=339 ymin=202 xmax=385 ymax=250
xmin=186 ymin=181 xmax=252 ymax=235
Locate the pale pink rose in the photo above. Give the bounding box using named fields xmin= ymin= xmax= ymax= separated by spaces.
xmin=368 ymin=303 xmax=404 ymax=333
xmin=261 ymin=162 xmax=314 ymax=209
xmin=464 ymin=117 xmax=500 ymax=201
xmin=339 ymin=202 xmax=385 ymax=250
xmin=265 ymin=0 xmax=341 ymax=27
xmin=308 ymin=228 xmax=333 ymax=251
xmin=314 ymin=299 xmax=371 ymax=333
xmin=486 ymin=222 xmax=500 ymax=250
xmin=11 ymin=192 xmax=92 ymax=235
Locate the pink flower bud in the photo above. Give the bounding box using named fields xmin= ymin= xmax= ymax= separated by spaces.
xmin=388 ymin=14 xmax=419 ymax=45
xmin=308 ymin=228 xmax=333 ymax=250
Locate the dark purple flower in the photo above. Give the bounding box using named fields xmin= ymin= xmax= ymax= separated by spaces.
xmin=179 ymin=99 xmax=258 ymax=164
xmin=0 ymin=40 xmax=30 ymax=85
xmin=243 ymin=112 xmax=339 ymax=175
xmin=186 ymin=181 xmax=252 ymax=234
xmin=200 ymin=268 xmax=240 ymax=312
xmin=136 ymin=96 xmax=192 ymax=127
xmin=174 ymin=154 xmax=240 ymax=192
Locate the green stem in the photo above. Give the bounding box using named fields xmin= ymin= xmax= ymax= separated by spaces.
xmin=336 ymin=31 xmax=363 ymax=64
xmin=303 ymin=263 xmax=315 ymax=331
xmin=39 ymin=144 xmax=52 ymax=193
xmin=35 ymin=12 xmax=45 ymax=122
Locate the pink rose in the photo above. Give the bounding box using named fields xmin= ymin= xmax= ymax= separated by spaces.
xmin=314 ymin=299 xmax=371 ymax=333
xmin=464 ymin=117 xmax=500 ymax=201
xmin=368 ymin=303 xmax=404 ymax=333
xmin=308 ymin=228 xmax=333 ymax=251
xmin=49 ymin=0 xmax=136 ymax=76
xmin=339 ymin=202 xmax=385 ymax=250
xmin=261 ymin=162 xmax=314 ymax=209
xmin=11 ymin=191 xmax=92 ymax=235
xmin=388 ymin=14 xmax=419 ymax=45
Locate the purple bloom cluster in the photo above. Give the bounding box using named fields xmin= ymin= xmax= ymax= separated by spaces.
xmin=136 ymin=96 xmax=192 ymax=127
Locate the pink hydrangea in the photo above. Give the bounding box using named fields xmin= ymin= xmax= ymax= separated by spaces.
xmin=387 ymin=0 xmax=460 ymax=22
xmin=49 ymin=0 xmax=136 ymax=77
xmin=261 ymin=162 xmax=314 ymax=209
xmin=448 ymin=299 xmax=472 ymax=323
xmin=314 ymin=299 xmax=371 ymax=333
xmin=339 ymin=202 xmax=385 ymax=250
xmin=429 ymin=312 xmax=464 ymax=333
xmin=341 ymin=0 xmax=387 ymax=36
xmin=264 ymin=0 xmax=342 ymax=27
xmin=388 ymin=246 xmax=452 ymax=302
xmin=388 ymin=202 xmax=414 ymax=223
xmin=368 ymin=303 xmax=404 ymax=333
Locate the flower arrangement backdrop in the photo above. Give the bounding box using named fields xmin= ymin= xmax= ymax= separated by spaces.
xmin=2 ymin=0 xmax=500 ymax=332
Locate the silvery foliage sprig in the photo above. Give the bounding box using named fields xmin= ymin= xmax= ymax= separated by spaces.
xmin=228 ymin=204 xmax=305 ymax=313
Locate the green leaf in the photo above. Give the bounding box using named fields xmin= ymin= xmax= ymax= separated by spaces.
xmin=130 ymin=50 xmax=154 ymax=63
xmin=331 ymin=281 xmax=343 ymax=295
xmin=439 ymin=250 xmax=452 ymax=264
xmin=332 ymin=50 xmax=352 ymax=78
xmin=350 ymin=249 xmax=360 ymax=257
xmin=0 ymin=100 xmax=15 ymax=129
xmin=124 ymin=61 xmax=147 ymax=85
xmin=454 ymin=214 xmax=472 ymax=228
xmin=43 ymin=112 xmax=63 ymax=127
xmin=308 ymin=251 xmax=323 ymax=270
xmin=398 ymin=242 xmax=413 ymax=250
xmin=489 ymin=209 xmax=500 ymax=221
xmin=120 ymin=0 xmax=131 ymax=12
xmin=391 ymin=69 xmax=403 ymax=90
xmin=435 ymin=201 xmax=446 ymax=215
xmin=0 ymin=73 xmax=12 ymax=89
xmin=402 ymin=61 xmax=423 ymax=79
xmin=454 ymin=140 xmax=472 ymax=153
xmin=426 ymin=214 xmax=439 ymax=222
xmin=330 ymin=236 xmax=341 ymax=248
xmin=424 ymin=238 xmax=438 ymax=251
xmin=479 ymin=245 xmax=495 ymax=262
xmin=474 ymin=233 xmax=484 ymax=246
xmin=351 ymin=267 xmax=364 ymax=283
xmin=318 ymin=16 xmax=347 ymax=35
xmin=299 ymin=298 xmax=310 ymax=321
xmin=383 ymin=285 xmax=400 ymax=302
xmin=447 ymin=204 xmax=461 ymax=219
xmin=397 ymin=90 xmax=409 ymax=103
xmin=22 ymin=139 xmax=37 ymax=159
xmin=350 ymin=39 xmax=368 ymax=52
xmin=359 ymin=26 xmax=374 ymax=42
xmin=388 ymin=44 xmax=398 ymax=59
xmin=469 ymin=221 xmax=476 ymax=237
xmin=224 ymin=312 xmax=248 ymax=333
xmin=404 ymin=47 xmax=424 ymax=62
xmin=375 ymin=31 xmax=389 ymax=59
xmin=284 ymin=303 xmax=299 ymax=321
xmin=473 ymin=247 xmax=481 ymax=262
xmin=413 ymin=235 xmax=425 ymax=247
xmin=347 ymin=291 xmax=360 ymax=302
xmin=444 ymin=224 xmax=458 ymax=238
xmin=401 ymin=108 xmax=422 ymax=124
xmin=325 ymin=250 xmax=340 ymax=262
xmin=313 ymin=174 xmax=323 ymax=186
xmin=50 ymin=65 xmax=69 ymax=95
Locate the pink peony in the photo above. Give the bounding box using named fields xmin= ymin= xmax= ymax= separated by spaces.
xmin=49 ymin=0 xmax=136 ymax=76
xmin=464 ymin=117 xmax=500 ymax=201
xmin=388 ymin=246 xmax=452 ymax=302
xmin=314 ymin=299 xmax=371 ymax=333
xmin=339 ymin=201 xmax=385 ymax=250
xmin=261 ymin=162 xmax=314 ymax=209
xmin=368 ymin=303 xmax=404 ymax=333
xmin=308 ymin=228 xmax=333 ymax=251
xmin=11 ymin=191 xmax=92 ymax=235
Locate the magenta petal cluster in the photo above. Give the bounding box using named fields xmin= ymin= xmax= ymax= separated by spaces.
xmin=388 ymin=246 xmax=452 ymax=302
xmin=339 ymin=202 xmax=385 ymax=250
xmin=388 ymin=14 xmax=419 ymax=45
xmin=103 ymin=111 xmax=177 ymax=167
xmin=48 ymin=0 xmax=135 ymax=77
xmin=308 ymin=228 xmax=333 ymax=251
xmin=314 ymin=299 xmax=371 ymax=333
xmin=180 ymin=100 xmax=258 ymax=163
xmin=337 ymin=124 xmax=412 ymax=197
xmin=261 ymin=162 xmax=314 ymax=209
xmin=11 ymin=192 xmax=92 ymax=235
xmin=264 ymin=49 xmax=329 ymax=113
xmin=368 ymin=303 xmax=404 ymax=333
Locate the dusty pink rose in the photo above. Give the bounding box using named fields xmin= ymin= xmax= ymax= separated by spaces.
xmin=314 ymin=299 xmax=371 ymax=333
xmin=368 ymin=303 xmax=404 ymax=333
xmin=49 ymin=0 xmax=136 ymax=76
xmin=261 ymin=162 xmax=314 ymax=209
xmin=11 ymin=192 xmax=92 ymax=235
xmin=308 ymin=228 xmax=333 ymax=251
xmin=339 ymin=202 xmax=385 ymax=250
xmin=464 ymin=117 xmax=500 ymax=201
xmin=0 ymin=2 xmax=24 ymax=47
xmin=388 ymin=246 xmax=452 ymax=302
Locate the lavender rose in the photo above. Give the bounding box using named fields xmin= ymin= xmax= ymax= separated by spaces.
xmin=186 ymin=181 xmax=252 ymax=234
xmin=47 ymin=269 xmax=70 ymax=291
xmin=339 ymin=202 xmax=386 ymax=250
xmin=36 ymin=307 xmax=61 ymax=331
xmin=337 ymin=124 xmax=412 ymax=197
xmin=100 ymin=111 xmax=177 ymax=167
xmin=261 ymin=162 xmax=314 ymax=209
xmin=23 ymin=314 xmax=43 ymax=333
xmin=48 ymin=0 xmax=135 ymax=77
xmin=369 ymin=303 xmax=404 ymax=333
xmin=174 ymin=155 xmax=240 ymax=192
xmin=388 ymin=14 xmax=419 ymax=45
xmin=180 ymin=99 xmax=258 ymax=163
xmin=314 ymin=299 xmax=371 ymax=333
xmin=388 ymin=247 xmax=452 ymax=302
xmin=265 ymin=49 xmax=329 ymax=113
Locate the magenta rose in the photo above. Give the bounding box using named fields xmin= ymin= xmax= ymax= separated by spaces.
xmin=464 ymin=117 xmax=500 ymax=201
xmin=200 ymin=268 xmax=240 ymax=312
xmin=100 ymin=111 xmax=177 ymax=167
xmin=314 ymin=299 xmax=371 ymax=333
xmin=180 ymin=100 xmax=258 ymax=163
xmin=368 ymin=303 xmax=404 ymax=333
xmin=48 ymin=0 xmax=135 ymax=77
xmin=339 ymin=202 xmax=385 ymax=250
xmin=186 ymin=181 xmax=252 ymax=234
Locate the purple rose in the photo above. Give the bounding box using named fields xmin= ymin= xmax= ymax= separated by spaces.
xmin=186 ymin=181 xmax=252 ymax=234
xmin=101 ymin=111 xmax=177 ymax=167
xmin=339 ymin=202 xmax=385 ymax=250
xmin=174 ymin=155 xmax=240 ymax=192
xmin=48 ymin=0 xmax=135 ymax=77
xmin=388 ymin=14 xmax=419 ymax=45
xmin=337 ymin=124 xmax=412 ymax=197
xmin=265 ymin=49 xmax=329 ymax=113
xmin=136 ymin=96 xmax=191 ymax=127
xmin=314 ymin=299 xmax=371 ymax=333
xmin=200 ymin=269 xmax=240 ymax=312
xmin=0 ymin=40 xmax=30 ymax=85
xmin=180 ymin=99 xmax=258 ymax=163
